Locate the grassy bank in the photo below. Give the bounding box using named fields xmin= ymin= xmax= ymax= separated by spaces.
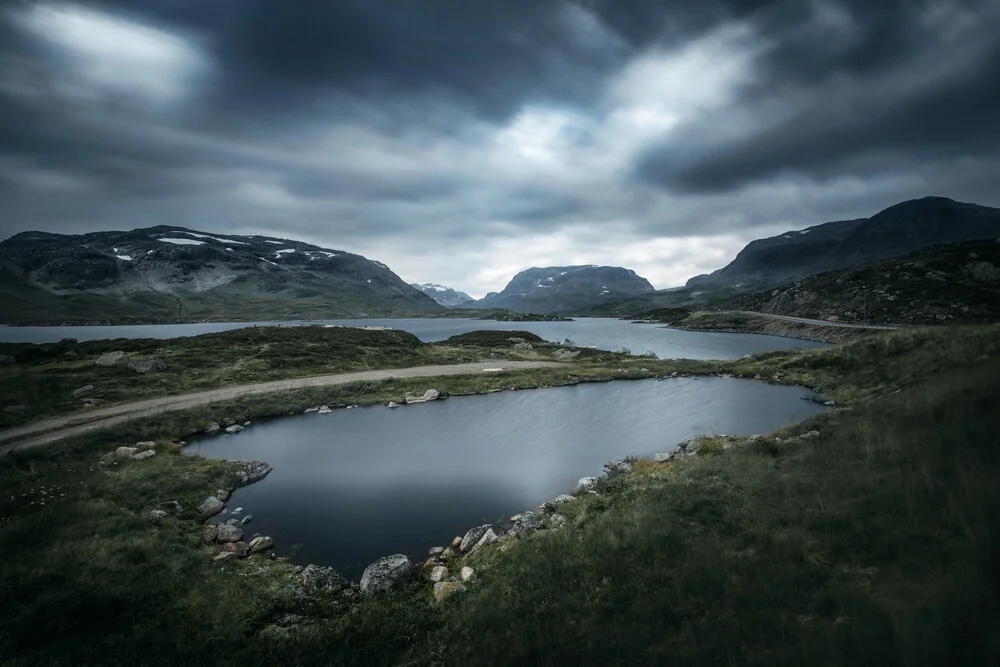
xmin=1 ymin=325 xmax=998 ymax=665
xmin=636 ymin=309 xmax=876 ymax=343
xmin=0 ymin=326 xmax=594 ymax=430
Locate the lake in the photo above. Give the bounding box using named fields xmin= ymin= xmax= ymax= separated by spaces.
xmin=0 ymin=317 xmax=827 ymax=360
xmin=185 ymin=377 xmax=827 ymax=577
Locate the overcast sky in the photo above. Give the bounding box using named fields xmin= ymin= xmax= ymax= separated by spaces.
xmin=1 ymin=0 xmax=998 ymax=296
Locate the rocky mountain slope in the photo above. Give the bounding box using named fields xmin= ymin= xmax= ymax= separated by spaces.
xmin=0 ymin=226 xmax=443 ymax=324
xmin=723 ymin=239 xmax=1000 ymax=325
xmin=409 ymin=283 xmax=474 ymax=308
xmin=687 ymin=197 xmax=1000 ymax=289
xmin=475 ymin=265 xmax=654 ymax=314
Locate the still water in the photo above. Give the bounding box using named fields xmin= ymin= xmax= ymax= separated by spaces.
xmin=0 ymin=317 xmax=827 ymax=360
xmin=186 ymin=377 xmax=826 ymax=577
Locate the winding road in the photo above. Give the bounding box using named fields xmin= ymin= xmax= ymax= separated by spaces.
xmin=0 ymin=360 xmax=563 ymax=454
xmin=738 ymin=311 xmax=901 ymax=330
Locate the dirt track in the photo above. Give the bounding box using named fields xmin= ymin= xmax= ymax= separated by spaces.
xmin=0 ymin=360 xmax=563 ymax=454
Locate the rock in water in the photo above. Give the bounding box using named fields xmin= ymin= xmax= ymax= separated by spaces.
xmin=216 ymin=524 xmax=244 ymax=543
xmin=460 ymin=524 xmax=506 ymax=552
xmin=300 ymin=564 xmax=349 ymax=592
xmin=360 ymin=554 xmax=416 ymax=594
xmin=248 ymin=536 xmax=274 ymax=554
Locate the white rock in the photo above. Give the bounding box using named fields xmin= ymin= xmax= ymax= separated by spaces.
xmin=576 ymin=476 xmax=598 ymax=491
xmin=317 ymin=405 xmax=332 ymax=414
xmin=429 ymin=566 xmax=448 ymax=582
xmin=460 ymin=566 xmax=476 ymax=582
xmin=551 ymin=494 xmax=576 ymax=504
xmin=131 ymin=450 xmax=156 ymax=461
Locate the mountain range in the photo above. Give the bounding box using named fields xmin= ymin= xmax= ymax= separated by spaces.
xmin=473 ymin=265 xmax=655 ymax=314
xmin=410 ymin=283 xmax=475 ymax=308
xmin=686 ymin=197 xmax=1000 ymax=290
xmin=0 ymin=227 xmax=442 ymax=324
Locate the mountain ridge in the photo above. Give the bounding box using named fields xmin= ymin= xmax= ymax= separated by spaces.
xmin=475 ymin=265 xmax=655 ymax=314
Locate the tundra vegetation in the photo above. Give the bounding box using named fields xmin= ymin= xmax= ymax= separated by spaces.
xmin=0 ymin=325 xmax=998 ymax=666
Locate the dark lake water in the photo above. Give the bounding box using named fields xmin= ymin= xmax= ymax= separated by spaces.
xmin=0 ymin=317 xmax=827 ymax=360
xmin=185 ymin=377 xmax=826 ymax=577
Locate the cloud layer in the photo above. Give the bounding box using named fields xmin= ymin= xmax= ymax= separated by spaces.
xmin=2 ymin=0 xmax=998 ymax=296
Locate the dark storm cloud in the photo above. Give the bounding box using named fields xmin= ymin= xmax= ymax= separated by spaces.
xmin=637 ymin=0 xmax=1000 ymax=193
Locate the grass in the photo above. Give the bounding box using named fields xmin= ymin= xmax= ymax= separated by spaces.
xmin=0 ymin=325 xmax=998 ymax=665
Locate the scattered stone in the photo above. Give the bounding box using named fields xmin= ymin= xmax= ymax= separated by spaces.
xmin=205 ymin=421 xmax=221 ymax=433
xmin=404 ymin=389 xmax=442 ymax=405
xmin=549 ymin=513 xmax=567 ymax=528
xmin=450 ymin=536 xmax=462 ymax=549
xmin=460 ymin=566 xmax=475 ymax=582
xmin=149 ymin=509 xmax=169 ymax=518
xmin=225 ymin=424 xmax=244 ymax=434
xmin=248 ymin=536 xmax=275 ymax=554
xmin=216 ymin=524 xmax=244 ymax=542
xmin=460 ymin=524 xmax=503 ymax=552
xmin=824 ymin=401 xmax=836 ymax=407
xmin=387 ymin=401 xmax=401 ymax=408
xmin=303 ymin=406 xmax=320 ymax=413
xmin=231 ymin=460 xmax=273 ymax=486
xmin=576 ymin=476 xmax=598 ymax=491
xmin=232 ymin=507 xmax=243 ymax=514
xmin=202 ymin=526 xmax=219 ymax=544
xmin=428 ymin=546 xmax=445 ymax=556
xmin=114 ymin=446 xmax=139 ymax=458
xmin=198 ymin=496 xmax=225 ymax=518
xmin=131 ymin=450 xmax=156 ymax=461
xmin=317 ymin=405 xmax=332 ymax=414
xmin=95 ymin=351 xmax=129 ymax=367
xmin=433 ymin=581 xmax=467 ymax=603
xmin=476 ymin=527 xmax=502 ymax=548
xmin=216 ymin=488 xmax=231 ymax=501
xmin=604 ymin=459 xmax=633 ymax=474
xmin=301 ymin=564 xmax=349 ymax=592
xmin=511 ymin=511 xmax=542 ymax=538
xmin=423 ymin=558 xmax=439 ymax=569
xmin=429 ymin=566 xmax=448 ymax=582
xmin=128 ymin=357 xmax=166 ymax=374
xmin=360 ymin=554 xmax=416 ymax=594
xmin=241 ymin=514 xmax=253 ymax=525
xmin=510 ymin=514 xmax=522 ymax=522
xmin=220 ymin=541 xmax=248 ymax=557
xmin=442 ymin=547 xmax=458 ymax=559
xmin=71 ymin=385 xmax=95 ymax=398
xmin=551 ymin=494 xmax=576 ymax=504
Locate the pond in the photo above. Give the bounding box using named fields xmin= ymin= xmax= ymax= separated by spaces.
xmin=0 ymin=317 xmax=827 ymax=360
xmin=185 ymin=377 xmax=826 ymax=577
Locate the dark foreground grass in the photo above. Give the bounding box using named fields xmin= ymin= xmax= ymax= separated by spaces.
xmin=1 ymin=326 xmax=998 ymax=666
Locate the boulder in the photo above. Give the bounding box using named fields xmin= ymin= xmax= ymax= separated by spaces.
xmin=513 ymin=341 xmax=533 ymax=350
xmin=114 ymin=446 xmax=139 ymax=458
xmin=548 ymin=513 xmax=568 ymax=528
xmin=131 ymin=450 xmax=156 ymax=461
xmin=240 ymin=514 xmax=253 ymax=525
xmin=511 ymin=511 xmax=542 ymax=538
xmin=604 ymin=459 xmax=633 ymax=474
xmin=216 ymin=524 xmax=244 ymax=542
xmin=360 ymin=554 xmax=416 ymax=594
xmin=576 ymin=476 xmax=598 ymax=491
xmin=460 ymin=566 xmax=476 ymax=582
xmin=135 ymin=441 xmax=156 ymax=449
xmin=248 ymin=536 xmax=275 ymax=554
xmin=433 ymin=581 xmax=467 ymax=604
xmin=442 ymin=547 xmax=458 ymax=559
xmin=231 ymin=460 xmax=273 ymax=486
xmin=303 ymin=406 xmax=320 ymax=413
xmin=72 ymin=385 xmax=95 ymax=398
xmin=450 ymin=536 xmax=463 ymax=549
xmin=95 ymin=351 xmax=129 ymax=367
xmin=220 ymin=541 xmax=248 ymax=557
xmin=149 ymin=509 xmax=169 ymax=519
xmin=387 ymin=401 xmax=401 ymax=408
xmin=202 ymin=526 xmax=219 ymax=544
xmin=459 ymin=524 xmax=501 ymax=552
xmin=423 ymin=389 xmax=441 ymax=401
xmin=476 ymin=527 xmax=502 ymax=548
xmin=429 ymin=566 xmax=448 ymax=582
xmin=225 ymin=519 xmax=238 ymax=526
xmin=205 ymin=421 xmax=221 ymax=434
xmin=428 ymin=546 xmax=445 ymax=556
xmin=317 ymin=405 xmax=332 ymax=414
xmin=301 ymin=564 xmax=349 ymax=592
xmin=551 ymin=494 xmax=576 ymax=504
xmin=225 ymin=424 xmax=244 ymax=434
xmin=128 ymin=357 xmax=166 ymax=374
xmin=652 ymin=452 xmax=671 ymax=462
xmin=198 ymin=496 xmax=225 ymax=518
xmin=215 ymin=488 xmax=231 ymax=501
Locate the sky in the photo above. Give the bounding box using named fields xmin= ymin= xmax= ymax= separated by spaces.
xmin=1 ymin=0 xmax=998 ymax=297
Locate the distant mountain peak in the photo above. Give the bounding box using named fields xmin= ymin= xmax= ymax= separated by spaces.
xmin=410 ymin=282 xmax=474 ymax=308
xmin=476 ymin=265 xmax=654 ymax=314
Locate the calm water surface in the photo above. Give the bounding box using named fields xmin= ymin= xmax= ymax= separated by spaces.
xmin=0 ymin=318 xmax=827 ymax=360
xmin=186 ymin=378 xmax=826 ymax=576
